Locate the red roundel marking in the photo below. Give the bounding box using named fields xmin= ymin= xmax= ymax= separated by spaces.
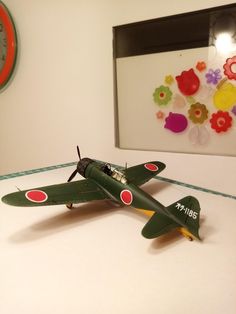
xmin=144 ymin=163 xmax=159 ymax=172
xmin=120 ymin=190 xmax=133 ymax=205
xmin=25 ymin=190 xmax=48 ymax=203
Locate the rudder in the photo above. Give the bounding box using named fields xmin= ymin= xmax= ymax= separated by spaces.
xmin=166 ymin=196 xmax=201 ymax=240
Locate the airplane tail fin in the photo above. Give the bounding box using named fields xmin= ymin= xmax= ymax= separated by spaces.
xmin=142 ymin=196 xmax=201 ymax=240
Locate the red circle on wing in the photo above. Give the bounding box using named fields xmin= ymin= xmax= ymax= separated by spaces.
xmin=25 ymin=190 xmax=48 ymax=203
xmin=120 ymin=190 xmax=133 ymax=205
xmin=144 ymin=163 xmax=159 ymax=172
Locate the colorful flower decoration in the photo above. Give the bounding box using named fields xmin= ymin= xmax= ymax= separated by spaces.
xmin=165 ymin=75 xmax=174 ymax=85
xmin=196 ymin=61 xmax=206 ymax=72
xmin=213 ymin=82 xmax=236 ymax=110
xmin=223 ymin=56 xmax=236 ymax=80
xmin=188 ymin=103 xmax=208 ymax=124
xmin=176 ymin=68 xmax=200 ymax=96
xmin=189 ymin=125 xmax=209 ymax=145
xmin=152 ymin=57 xmax=236 ymax=143
xmin=197 ymin=85 xmax=214 ymax=102
xmin=186 ymin=96 xmax=196 ymax=104
xmin=153 ymin=85 xmax=172 ymax=106
xmin=205 ymin=69 xmax=222 ymax=85
xmin=173 ymin=94 xmax=186 ymax=108
xmin=156 ymin=111 xmax=165 ymax=119
xmin=164 ymin=112 xmax=188 ymax=133
xmin=231 ymin=106 xmax=236 ymax=116
xmin=210 ymin=110 xmax=232 ymax=133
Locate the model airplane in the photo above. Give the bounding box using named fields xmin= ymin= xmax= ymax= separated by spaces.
xmin=2 ymin=147 xmax=201 ymax=240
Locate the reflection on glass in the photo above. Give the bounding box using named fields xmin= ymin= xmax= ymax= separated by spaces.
xmin=215 ymin=32 xmax=234 ymax=54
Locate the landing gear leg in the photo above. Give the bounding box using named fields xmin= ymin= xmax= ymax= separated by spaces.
xmin=66 ymin=203 xmax=73 ymax=210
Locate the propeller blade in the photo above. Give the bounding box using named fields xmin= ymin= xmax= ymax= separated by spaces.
xmin=67 ymin=169 xmax=78 ymax=182
xmin=77 ymin=145 xmax=81 ymax=160
xmin=67 ymin=145 xmax=82 ymax=182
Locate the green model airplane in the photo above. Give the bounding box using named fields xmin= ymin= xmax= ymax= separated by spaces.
xmin=2 ymin=147 xmax=201 ymax=240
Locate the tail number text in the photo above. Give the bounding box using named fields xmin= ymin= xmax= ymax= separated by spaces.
xmin=175 ymin=203 xmax=198 ymax=220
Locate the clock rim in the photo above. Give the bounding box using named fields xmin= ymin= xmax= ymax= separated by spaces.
xmin=0 ymin=2 xmax=17 ymax=89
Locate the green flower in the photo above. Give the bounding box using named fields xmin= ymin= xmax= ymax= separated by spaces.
xmin=188 ymin=102 xmax=208 ymax=124
xmin=153 ymin=85 xmax=172 ymax=106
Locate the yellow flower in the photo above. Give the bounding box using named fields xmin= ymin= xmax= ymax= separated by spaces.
xmin=165 ymin=75 xmax=174 ymax=85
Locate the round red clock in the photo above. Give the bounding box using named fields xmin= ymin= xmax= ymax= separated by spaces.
xmin=0 ymin=1 xmax=17 ymax=90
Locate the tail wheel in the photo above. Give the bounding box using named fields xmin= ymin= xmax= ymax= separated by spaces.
xmin=179 ymin=227 xmax=194 ymax=241
xmin=186 ymin=235 xmax=193 ymax=241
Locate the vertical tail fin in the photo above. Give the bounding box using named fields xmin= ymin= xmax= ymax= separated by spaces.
xmin=141 ymin=196 xmax=201 ymax=240
xmin=166 ymin=196 xmax=201 ymax=239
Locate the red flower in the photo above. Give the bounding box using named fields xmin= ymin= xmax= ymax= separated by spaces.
xmin=176 ymin=68 xmax=200 ymax=96
xmin=210 ymin=111 xmax=232 ymax=133
xmin=223 ymin=56 xmax=236 ymax=80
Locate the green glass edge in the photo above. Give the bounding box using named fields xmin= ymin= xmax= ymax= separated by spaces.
xmin=0 ymin=162 xmax=77 ymax=180
xmin=153 ymin=176 xmax=236 ymax=201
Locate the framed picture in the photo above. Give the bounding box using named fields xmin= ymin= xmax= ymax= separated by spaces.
xmin=113 ymin=3 xmax=236 ymax=156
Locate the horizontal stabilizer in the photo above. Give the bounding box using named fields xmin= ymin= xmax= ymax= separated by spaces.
xmin=142 ymin=212 xmax=179 ymax=239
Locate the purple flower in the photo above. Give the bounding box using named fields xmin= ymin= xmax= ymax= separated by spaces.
xmin=232 ymin=105 xmax=236 ymax=116
xmin=205 ymin=69 xmax=222 ymax=85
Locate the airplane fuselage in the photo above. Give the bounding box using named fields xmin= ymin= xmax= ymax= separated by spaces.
xmin=84 ymin=162 xmax=166 ymax=215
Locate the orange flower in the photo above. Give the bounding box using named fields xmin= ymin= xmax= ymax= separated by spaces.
xmin=156 ymin=111 xmax=165 ymax=119
xmin=196 ymin=61 xmax=206 ymax=72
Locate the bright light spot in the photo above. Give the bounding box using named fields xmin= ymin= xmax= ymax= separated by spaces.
xmin=215 ymin=32 xmax=234 ymax=54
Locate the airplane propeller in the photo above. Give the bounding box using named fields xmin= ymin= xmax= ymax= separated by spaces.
xmin=76 ymin=145 xmax=81 ymax=161
xmin=67 ymin=146 xmax=81 ymax=182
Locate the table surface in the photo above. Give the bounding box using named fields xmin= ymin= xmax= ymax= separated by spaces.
xmin=1 ymin=161 xmax=236 ymax=314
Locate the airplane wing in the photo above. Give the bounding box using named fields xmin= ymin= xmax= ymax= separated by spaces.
xmin=2 ymin=179 xmax=109 ymax=207
xmin=125 ymin=161 xmax=166 ymax=186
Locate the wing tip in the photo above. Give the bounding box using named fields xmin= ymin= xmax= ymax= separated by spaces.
xmin=1 ymin=194 xmax=16 ymax=206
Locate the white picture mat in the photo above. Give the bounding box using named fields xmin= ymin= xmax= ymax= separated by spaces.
xmin=116 ymin=46 xmax=236 ymax=156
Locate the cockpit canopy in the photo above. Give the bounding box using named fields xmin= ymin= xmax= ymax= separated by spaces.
xmin=111 ymin=169 xmax=127 ymax=184
xmin=101 ymin=163 xmax=127 ymax=184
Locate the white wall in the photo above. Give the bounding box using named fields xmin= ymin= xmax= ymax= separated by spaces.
xmin=1 ymin=0 xmax=235 ymax=176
